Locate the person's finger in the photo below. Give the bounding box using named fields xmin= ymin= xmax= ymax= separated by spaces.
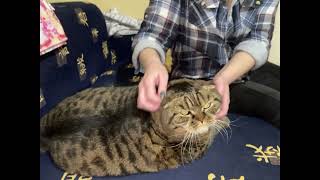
xmin=216 ymin=90 xmax=230 ymax=119
xmin=137 ymin=80 xmax=159 ymax=112
xmin=137 ymin=82 xmax=146 ymax=109
xmin=144 ymin=77 xmax=161 ymax=105
xmin=157 ymin=73 xmax=168 ymax=101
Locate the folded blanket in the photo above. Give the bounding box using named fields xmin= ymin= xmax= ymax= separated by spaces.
xmin=40 ymin=0 xmax=68 ymax=56
xmin=103 ymin=8 xmax=142 ymax=37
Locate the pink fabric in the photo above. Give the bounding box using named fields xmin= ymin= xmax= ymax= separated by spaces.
xmin=40 ymin=0 xmax=68 ymax=56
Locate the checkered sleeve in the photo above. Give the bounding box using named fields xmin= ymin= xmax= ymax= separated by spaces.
xmin=234 ymin=0 xmax=279 ymax=70
xmin=132 ymin=0 xmax=181 ymax=73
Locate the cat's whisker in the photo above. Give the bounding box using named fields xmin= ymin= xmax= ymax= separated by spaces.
xmin=215 ymin=123 xmax=229 ymax=142
xmin=194 ymin=132 xmax=201 ymax=158
xmin=168 ymin=137 xmax=187 ymax=148
xmin=217 ymin=120 xmax=235 ymax=140
xmin=187 ymin=133 xmax=193 ymax=161
xmin=223 ymin=123 xmax=233 ymax=143
xmin=223 ymin=124 xmax=233 ymax=143
xmin=168 ymin=142 xmax=184 ymax=148
xmin=192 ymin=132 xmax=198 ymax=149
xmin=228 ymin=117 xmax=244 ymax=127
xmin=187 ymin=133 xmax=192 ymax=161
xmin=195 ymin=133 xmax=201 ymax=153
xmin=185 ymin=132 xmax=193 ymax=163
xmin=212 ymin=124 xmax=226 ymax=142
xmin=217 ymin=124 xmax=229 ymax=141
xmin=216 ymin=121 xmax=229 ymax=132
xmin=180 ymin=131 xmax=191 ymax=165
xmin=185 ymin=132 xmax=193 ymax=162
xmin=220 ymin=122 xmax=232 ymax=142
xmin=229 ymin=123 xmax=241 ymax=127
xmin=189 ymin=132 xmax=196 ymax=161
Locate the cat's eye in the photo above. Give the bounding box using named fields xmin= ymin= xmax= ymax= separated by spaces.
xmin=203 ymin=102 xmax=213 ymax=111
xmin=179 ymin=109 xmax=192 ymax=116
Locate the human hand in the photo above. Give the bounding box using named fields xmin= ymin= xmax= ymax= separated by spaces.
xmin=137 ymin=60 xmax=168 ymax=112
xmin=212 ymin=76 xmax=230 ymax=120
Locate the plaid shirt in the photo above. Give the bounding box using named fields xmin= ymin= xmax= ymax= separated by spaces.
xmin=132 ymin=0 xmax=279 ymax=79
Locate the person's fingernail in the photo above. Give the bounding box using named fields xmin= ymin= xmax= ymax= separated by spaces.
xmin=160 ymin=91 xmax=166 ymax=100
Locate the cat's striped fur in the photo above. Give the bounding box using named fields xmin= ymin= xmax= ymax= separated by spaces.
xmin=40 ymin=78 xmax=230 ymax=176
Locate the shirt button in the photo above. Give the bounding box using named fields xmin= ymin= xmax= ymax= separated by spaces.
xmin=144 ymin=14 xmax=148 ymax=18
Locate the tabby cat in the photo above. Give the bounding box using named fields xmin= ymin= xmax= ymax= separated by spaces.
xmin=40 ymin=78 xmax=230 ymax=176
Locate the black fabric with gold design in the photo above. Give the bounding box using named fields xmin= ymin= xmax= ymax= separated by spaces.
xmin=40 ymin=2 xmax=111 ymax=118
xmin=92 ymin=35 xmax=143 ymax=87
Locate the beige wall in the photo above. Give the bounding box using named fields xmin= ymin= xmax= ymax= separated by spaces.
xmin=49 ymin=0 xmax=280 ymax=66
xmin=268 ymin=3 xmax=280 ymax=66
xmin=48 ymin=0 xmax=149 ymax=18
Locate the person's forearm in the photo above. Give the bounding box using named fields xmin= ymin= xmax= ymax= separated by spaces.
xmin=139 ymin=48 xmax=163 ymax=69
xmin=214 ymin=51 xmax=256 ymax=84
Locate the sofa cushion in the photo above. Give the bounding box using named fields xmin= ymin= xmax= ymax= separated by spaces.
xmin=250 ymin=62 xmax=280 ymax=91
xmin=40 ymin=114 xmax=280 ymax=180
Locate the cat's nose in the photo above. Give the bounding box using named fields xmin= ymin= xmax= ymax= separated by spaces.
xmin=194 ymin=112 xmax=205 ymax=123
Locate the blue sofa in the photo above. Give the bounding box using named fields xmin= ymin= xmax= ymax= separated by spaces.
xmin=40 ymin=2 xmax=280 ymax=180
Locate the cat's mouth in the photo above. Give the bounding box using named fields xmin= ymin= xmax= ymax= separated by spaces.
xmin=190 ymin=120 xmax=227 ymax=135
xmin=194 ymin=125 xmax=210 ymax=134
xmin=185 ymin=122 xmax=211 ymax=135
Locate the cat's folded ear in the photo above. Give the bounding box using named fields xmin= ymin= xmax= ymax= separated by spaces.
xmin=167 ymin=78 xmax=192 ymax=88
xmin=201 ymin=84 xmax=216 ymax=90
xmin=168 ymin=78 xmax=213 ymax=87
xmin=167 ymin=78 xmax=217 ymax=93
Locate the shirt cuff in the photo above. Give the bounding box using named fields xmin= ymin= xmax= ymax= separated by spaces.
xmin=132 ymin=37 xmax=166 ymax=74
xmin=233 ymin=39 xmax=269 ymax=70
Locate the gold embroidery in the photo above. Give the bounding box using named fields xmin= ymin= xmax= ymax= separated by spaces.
xmin=126 ymin=63 xmax=134 ymax=69
xmin=40 ymin=88 xmax=46 ymax=109
xmin=78 ymin=176 xmax=92 ymax=180
xmin=40 ymin=95 xmax=44 ymax=103
xmin=56 ymin=46 xmax=70 ymax=66
xmin=230 ymin=176 xmax=245 ymax=180
xmin=102 ymin=41 xmax=109 ymax=59
xmin=106 ymin=70 xmax=114 ymax=75
xmin=100 ymin=70 xmax=114 ymax=77
xmin=246 ymin=144 xmax=280 ymax=165
xmin=90 ymin=75 xmax=98 ymax=84
xmin=77 ymin=53 xmax=87 ymax=81
xmin=208 ymin=173 xmax=216 ymax=180
xmin=61 ymin=172 xmax=77 ymax=180
xmin=208 ymin=172 xmax=245 ymax=180
xmin=111 ymin=50 xmax=117 ymax=65
xmin=74 ymin=8 xmax=88 ymax=26
xmin=130 ymin=75 xmax=141 ymax=83
xmin=91 ymin=28 xmax=99 ymax=42
xmin=61 ymin=172 xmax=92 ymax=180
